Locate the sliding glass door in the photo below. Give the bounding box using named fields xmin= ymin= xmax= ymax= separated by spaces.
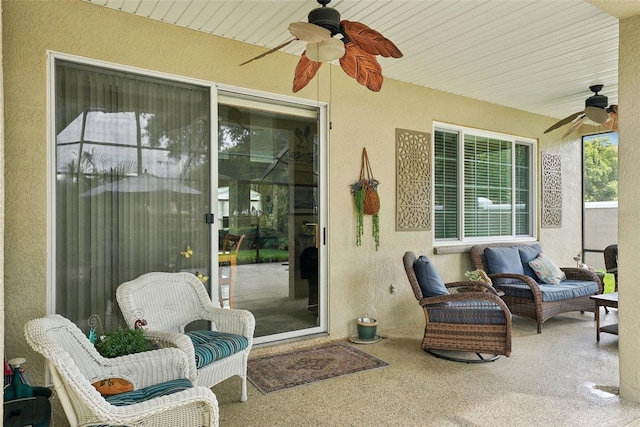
xmin=54 ymin=60 xmax=211 ymax=333
xmin=52 ymin=55 xmax=326 ymax=343
xmin=216 ymin=91 xmax=325 ymax=342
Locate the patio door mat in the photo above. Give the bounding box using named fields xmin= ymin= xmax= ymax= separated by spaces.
xmin=247 ymin=342 xmax=389 ymax=394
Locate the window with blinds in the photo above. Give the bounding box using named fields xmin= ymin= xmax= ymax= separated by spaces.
xmin=434 ymin=124 xmax=535 ymax=242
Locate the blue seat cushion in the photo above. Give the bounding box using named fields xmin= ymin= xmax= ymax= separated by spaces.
xmin=413 ymin=256 xmax=449 ymax=298
xmin=427 ymin=301 xmax=506 ymax=325
xmin=105 ymin=378 xmax=192 ymax=407
xmin=186 ymin=330 xmax=249 ymax=369
xmin=518 ymin=244 xmax=542 ymax=280
xmin=493 ymin=280 xmax=599 ymax=302
xmin=484 ymin=246 xmax=525 ymax=275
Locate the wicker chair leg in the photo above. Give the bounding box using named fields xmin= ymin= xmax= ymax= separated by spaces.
xmin=424 ymin=349 xmax=500 ymax=363
xmin=241 ymin=375 xmax=247 ymax=402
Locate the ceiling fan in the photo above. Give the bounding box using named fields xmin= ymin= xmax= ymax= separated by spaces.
xmin=544 ymin=84 xmax=618 ymax=137
xmin=240 ymin=0 xmax=403 ymax=93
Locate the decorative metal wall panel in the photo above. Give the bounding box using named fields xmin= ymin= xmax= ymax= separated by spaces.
xmin=542 ymin=152 xmax=562 ymax=228
xmin=396 ymin=129 xmax=431 ymax=231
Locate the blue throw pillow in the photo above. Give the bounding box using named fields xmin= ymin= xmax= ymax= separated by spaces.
xmin=413 ymin=256 xmax=449 ymax=298
xmin=529 ymin=253 xmax=566 ymax=285
xmin=484 ymin=246 xmax=525 ymax=275
xmin=519 ymin=244 xmax=542 ymax=280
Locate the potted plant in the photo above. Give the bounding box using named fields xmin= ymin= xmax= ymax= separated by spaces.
xmin=94 ymin=327 xmax=154 ymax=358
xmin=355 ymin=317 xmax=379 ymax=341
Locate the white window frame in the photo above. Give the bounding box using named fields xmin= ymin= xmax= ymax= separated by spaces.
xmin=433 ymin=122 xmax=537 ymax=246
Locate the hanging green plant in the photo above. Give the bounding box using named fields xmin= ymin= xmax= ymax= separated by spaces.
xmin=351 ymin=184 xmax=366 ymax=246
xmin=372 ymin=210 xmax=380 ymax=250
xmin=350 ymin=148 xmax=380 ymax=250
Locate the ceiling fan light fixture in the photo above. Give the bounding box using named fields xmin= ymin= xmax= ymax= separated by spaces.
xmin=306 ymin=38 xmax=345 ymax=62
xmin=584 ymin=105 xmax=609 ymax=124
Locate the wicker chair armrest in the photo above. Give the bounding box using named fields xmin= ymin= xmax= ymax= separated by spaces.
xmin=445 ymin=280 xmax=501 ymax=296
xmin=199 ymin=307 xmax=256 ymax=340
xmin=140 ymin=330 xmax=198 ymax=382
xmin=100 ymin=386 xmax=218 ymax=426
xmin=488 ymin=273 xmax=544 ymax=301
xmin=561 ymin=267 xmax=604 ymax=293
xmin=97 ymin=347 xmax=191 ymax=389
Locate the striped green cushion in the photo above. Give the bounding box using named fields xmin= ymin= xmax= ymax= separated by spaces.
xmin=105 ymin=378 xmax=192 ymax=407
xmin=186 ymin=330 xmax=249 ymax=369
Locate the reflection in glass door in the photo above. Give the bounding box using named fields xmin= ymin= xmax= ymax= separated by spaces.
xmin=216 ymin=92 xmax=324 ymax=342
xmin=54 ymin=59 xmax=212 ymax=333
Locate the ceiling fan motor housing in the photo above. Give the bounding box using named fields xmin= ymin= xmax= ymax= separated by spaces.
xmin=586 ymin=84 xmax=608 ymax=109
xmin=308 ymin=6 xmax=341 ymax=35
xmin=585 ymin=94 xmax=608 ymax=109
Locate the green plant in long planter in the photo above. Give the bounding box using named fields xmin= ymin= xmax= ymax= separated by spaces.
xmin=95 ymin=327 xmax=154 ymax=358
xmin=350 ymin=178 xmax=380 ymax=250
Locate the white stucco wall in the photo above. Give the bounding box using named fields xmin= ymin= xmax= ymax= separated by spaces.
xmin=618 ymin=13 xmax=640 ymax=402
xmin=0 ymin=1 xmax=5 ymax=419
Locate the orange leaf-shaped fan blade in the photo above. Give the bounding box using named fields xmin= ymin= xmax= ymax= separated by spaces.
xmin=292 ymin=52 xmax=322 ymax=93
xmin=340 ymin=43 xmax=383 ymax=92
xmin=341 ymin=20 xmax=403 ymax=58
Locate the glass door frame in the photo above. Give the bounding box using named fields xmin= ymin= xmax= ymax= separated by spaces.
xmin=213 ymin=84 xmax=329 ymax=345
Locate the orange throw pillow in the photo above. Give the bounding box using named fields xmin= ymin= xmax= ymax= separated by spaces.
xmin=92 ymin=378 xmax=134 ymax=396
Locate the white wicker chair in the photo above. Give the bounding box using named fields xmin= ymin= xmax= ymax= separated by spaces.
xmin=24 ymin=314 xmax=219 ymax=427
xmin=116 ymin=272 xmax=256 ymax=401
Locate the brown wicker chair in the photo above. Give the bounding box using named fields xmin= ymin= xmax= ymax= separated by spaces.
xmin=403 ymin=252 xmax=512 ymax=362
xmin=603 ymin=244 xmax=618 ymax=291
xmin=469 ymin=242 xmax=603 ymax=333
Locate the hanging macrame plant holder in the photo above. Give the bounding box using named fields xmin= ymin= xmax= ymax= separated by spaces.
xmin=350 ymin=147 xmax=380 ymax=250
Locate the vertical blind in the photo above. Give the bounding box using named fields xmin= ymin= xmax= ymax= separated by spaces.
xmin=464 ymin=134 xmax=512 ymax=238
xmin=515 ymin=144 xmax=531 ymax=236
xmin=434 ymin=127 xmax=532 ymax=241
xmin=55 ymin=61 xmax=210 ymax=332
xmin=434 ymin=130 xmax=459 ymax=240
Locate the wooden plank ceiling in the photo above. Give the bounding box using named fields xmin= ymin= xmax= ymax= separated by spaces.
xmin=84 ymin=0 xmax=620 ymax=122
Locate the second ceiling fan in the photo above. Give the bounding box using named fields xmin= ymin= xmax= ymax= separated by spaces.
xmin=544 ymin=84 xmax=618 ymax=137
xmin=240 ymin=0 xmax=403 ymax=93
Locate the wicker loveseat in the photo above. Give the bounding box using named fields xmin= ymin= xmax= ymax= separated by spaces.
xmin=469 ymin=242 xmax=602 ymax=333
